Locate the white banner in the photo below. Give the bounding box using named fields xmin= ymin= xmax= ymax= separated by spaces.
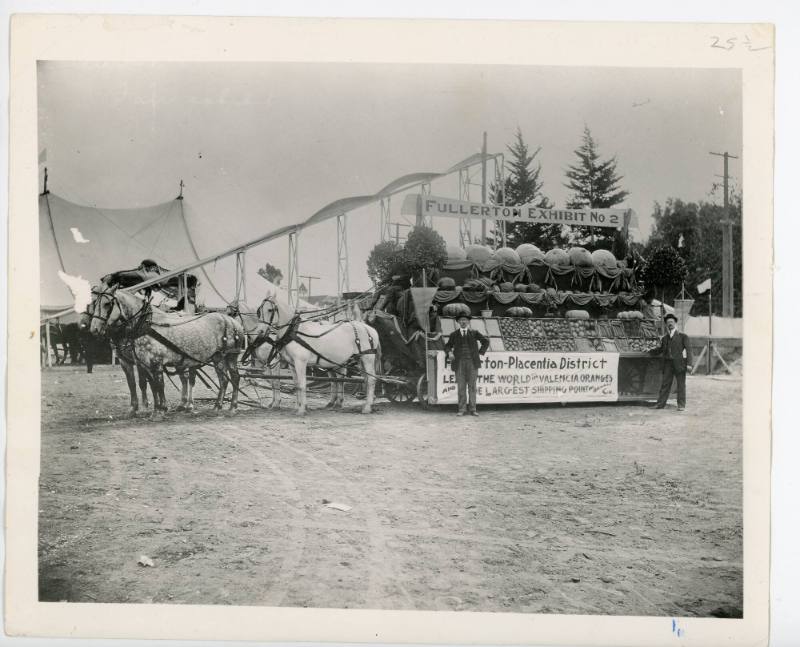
xmin=401 ymin=194 xmax=637 ymax=231
xmin=435 ymin=351 xmax=620 ymax=404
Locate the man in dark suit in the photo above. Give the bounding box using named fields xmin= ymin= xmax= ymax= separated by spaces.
xmin=649 ymin=312 xmax=693 ymax=411
xmin=444 ymin=313 xmax=489 ymax=416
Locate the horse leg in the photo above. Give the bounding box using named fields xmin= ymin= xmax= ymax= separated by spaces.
xmin=137 ymin=364 xmax=150 ymax=410
xmin=361 ymin=356 xmax=376 ymax=414
xmin=293 ymin=359 xmax=308 ymax=416
xmin=268 ymin=375 xmax=281 ymax=409
xmin=335 ymin=372 xmax=345 ymax=409
xmin=227 ymin=355 xmax=240 ymax=412
xmin=326 ymin=370 xmax=338 ymax=408
xmin=151 ymin=365 xmax=168 ymax=416
xmin=81 ymin=333 xmax=94 ymax=374
xmin=119 ymin=359 xmax=139 ymax=416
xmin=177 ymin=371 xmax=189 ymax=411
xmin=186 ymin=368 xmax=196 ymax=412
xmin=214 ymin=364 xmax=229 ymax=410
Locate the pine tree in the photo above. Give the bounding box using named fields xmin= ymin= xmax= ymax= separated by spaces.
xmin=492 ymin=128 xmax=565 ymax=249
xmin=564 ymin=126 xmax=630 ymax=250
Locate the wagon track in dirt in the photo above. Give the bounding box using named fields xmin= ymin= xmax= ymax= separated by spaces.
xmin=38 ymin=366 xmax=743 ymax=616
xmin=191 ymin=422 xmax=309 ymax=607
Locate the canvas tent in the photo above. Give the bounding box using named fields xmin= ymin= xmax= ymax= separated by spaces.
xmin=40 ymin=191 xmax=321 ymax=320
xmin=39 ymin=192 xmax=226 ymax=317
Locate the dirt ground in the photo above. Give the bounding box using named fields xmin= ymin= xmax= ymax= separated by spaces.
xmin=38 ymin=364 xmax=742 ymax=617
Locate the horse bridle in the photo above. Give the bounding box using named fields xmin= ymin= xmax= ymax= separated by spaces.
xmin=256 ymin=297 xmax=280 ymax=330
xmin=90 ymin=287 xmax=151 ymax=336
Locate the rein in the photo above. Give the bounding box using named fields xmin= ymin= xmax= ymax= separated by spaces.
xmin=99 ymin=290 xmax=237 ymax=366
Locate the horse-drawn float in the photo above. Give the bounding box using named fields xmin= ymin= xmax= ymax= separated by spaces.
xmin=360 ymin=242 xmax=666 ymax=408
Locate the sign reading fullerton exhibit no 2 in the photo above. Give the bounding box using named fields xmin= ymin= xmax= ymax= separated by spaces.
xmin=401 ymin=194 xmax=636 ymax=230
xmin=434 ymin=351 xmax=620 ymax=404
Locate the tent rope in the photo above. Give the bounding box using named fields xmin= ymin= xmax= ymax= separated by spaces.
xmin=177 ymin=200 xmax=229 ymax=304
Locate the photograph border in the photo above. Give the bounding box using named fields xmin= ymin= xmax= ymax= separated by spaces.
xmin=6 ymin=14 xmax=773 ymax=645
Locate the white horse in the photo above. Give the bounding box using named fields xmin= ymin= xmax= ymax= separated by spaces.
xmin=253 ymin=288 xmax=381 ymax=415
xmin=227 ymin=302 xmax=284 ymax=410
xmin=90 ymin=285 xmax=244 ymax=413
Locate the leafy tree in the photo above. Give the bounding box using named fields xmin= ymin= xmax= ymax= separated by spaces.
xmin=645 ymin=195 xmax=742 ymax=316
xmin=490 ymin=129 xmax=565 ymax=250
xmin=564 ymin=125 xmax=630 ymax=250
xmin=403 ymin=225 xmax=447 ymax=285
xmin=257 ymin=262 xmax=283 ymax=285
xmin=366 ymin=240 xmax=407 ymax=286
xmin=641 ymin=245 xmax=689 ymax=306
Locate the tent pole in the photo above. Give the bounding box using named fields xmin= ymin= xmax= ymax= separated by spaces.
xmin=45 ymin=320 xmax=52 ymax=368
xmin=707 ymin=287 xmax=712 ymax=375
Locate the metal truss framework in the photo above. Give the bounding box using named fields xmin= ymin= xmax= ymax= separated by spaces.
xmin=420 ymin=182 xmax=433 ymax=227
xmin=494 ymin=153 xmax=506 ymax=248
xmin=287 ymin=229 xmax=299 ymax=309
xmin=457 ymin=168 xmax=473 ymax=248
xmin=234 ymin=250 xmax=247 ymax=304
xmin=380 ymin=196 xmax=392 ymax=243
xmin=337 ymin=213 xmax=350 ymax=304
xmin=66 ymin=152 xmax=505 ymax=324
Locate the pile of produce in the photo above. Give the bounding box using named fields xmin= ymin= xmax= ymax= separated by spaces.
xmin=539 ymin=319 xmax=573 ymax=338
xmin=446 ymin=245 xmax=467 ymax=261
xmin=626 ymin=338 xmax=652 ymax=352
xmin=442 ymin=302 xmax=471 ymax=318
xmin=506 ymin=306 xmax=533 ymax=317
xmin=591 ymin=248 xmax=618 ymax=271
xmin=516 ymin=243 xmax=545 ymax=264
xmin=568 ymin=247 xmax=594 ymax=268
xmin=498 ymin=318 xmax=535 ymax=338
xmin=464 ymin=244 xmax=493 ymax=264
xmin=544 ymin=248 xmax=571 ymax=267
xmin=494 ymin=246 xmax=522 ymax=265
xmin=489 ymin=314 xmax=657 ymax=355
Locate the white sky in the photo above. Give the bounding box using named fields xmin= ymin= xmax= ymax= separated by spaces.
xmin=38 ymin=61 xmax=742 ymax=297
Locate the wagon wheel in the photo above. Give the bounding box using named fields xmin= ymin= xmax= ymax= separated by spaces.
xmin=381 ymin=367 xmax=414 ymax=403
xmin=385 ymin=380 xmax=415 ymax=404
xmin=416 ymin=374 xmax=429 ymax=410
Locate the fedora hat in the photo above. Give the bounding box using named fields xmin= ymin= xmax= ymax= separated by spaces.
xmin=663 ymin=313 xmax=678 ymax=323
xmin=455 ymin=312 xmax=472 ymax=321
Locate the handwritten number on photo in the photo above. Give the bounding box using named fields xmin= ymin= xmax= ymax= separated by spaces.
xmin=710 ymin=34 xmax=771 ymax=52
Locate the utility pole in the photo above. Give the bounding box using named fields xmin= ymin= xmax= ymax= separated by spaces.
xmin=481 ymin=131 xmax=488 ymax=245
xmin=710 ymin=151 xmax=739 ymax=317
xmin=389 ymin=221 xmax=411 ymax=245
xmin=298 ymin=274 xmax=320 ymax=300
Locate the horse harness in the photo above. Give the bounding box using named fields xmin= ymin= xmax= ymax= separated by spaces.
xmin=254 ymin=297 xmax=378 ymax=371
xmin=96 ymin=288 xmax=241 ymax=367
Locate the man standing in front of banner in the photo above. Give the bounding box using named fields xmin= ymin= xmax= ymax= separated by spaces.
xmin=445 ymin=313 xmax=489 ymax=416
xmin=649 ymin=313 xmax=693 ymax=411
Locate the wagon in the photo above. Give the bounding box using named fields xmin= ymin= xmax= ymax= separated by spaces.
xmin=363 ymin=285 xmax=668 ymax=409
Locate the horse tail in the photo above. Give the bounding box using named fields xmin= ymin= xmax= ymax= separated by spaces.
xmin=222 ymin=313 xmax=245 ymax=353
xmin=232 ymin=317 xmax=246 ymax=352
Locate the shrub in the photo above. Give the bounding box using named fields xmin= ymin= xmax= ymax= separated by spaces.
xmin=641 ymin=245 xmax=688 ymax=294
xmin=366 ymin=240 xmax=407 ymax=286
xmin=404 ymin=225 xmax=448 ymax=282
